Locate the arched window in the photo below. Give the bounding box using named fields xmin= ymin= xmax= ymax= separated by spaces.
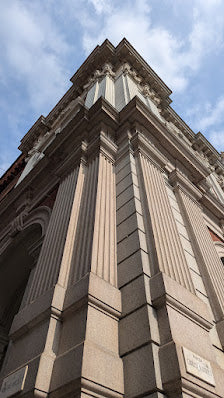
xmin=0 ymin=224 xmax=43 ymax=372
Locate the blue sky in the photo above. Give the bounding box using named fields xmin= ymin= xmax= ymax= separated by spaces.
xmin=1 ymin=0 xmax=224 ymax=175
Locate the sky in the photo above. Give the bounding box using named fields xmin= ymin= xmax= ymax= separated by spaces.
xmin=1 ymin=0 xmax=224 ymax=176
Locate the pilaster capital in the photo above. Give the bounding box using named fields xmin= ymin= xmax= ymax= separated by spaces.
xmin=130 ymin=130 xmax=167 ymax=170
xmin=169 ymin=169 xmax=202 ymax=203
xmin=52 ymin=139 xmax=88 ymax=180
xmin=87 ymin=130 xmax=118 ymax=163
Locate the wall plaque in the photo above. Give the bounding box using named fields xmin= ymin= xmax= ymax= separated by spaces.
xmin=183 ymin=347 xmax=215 ymax=386
xmin=0 ymin=366 xmax=28 ymax=398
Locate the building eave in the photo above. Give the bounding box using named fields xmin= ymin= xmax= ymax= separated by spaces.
xmin=70 ymin=38 xmax=172 ymax=104
xmin=120 ymin=96 xmax=210 ymax=183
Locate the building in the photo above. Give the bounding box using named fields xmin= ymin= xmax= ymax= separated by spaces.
xmin=0 ymin=38 xmax=224 ymax=398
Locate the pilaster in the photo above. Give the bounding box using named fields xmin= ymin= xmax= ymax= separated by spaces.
xmin=116 ymin=129 xmax=165 ymax=398
xmin=49 ymin=130 xmax=124 ymax=398
xmin=170 ymin=170 xmax=224 ymax=330
xmin=25 ymin=166 xmax=81 ymax=304
xmin=133 ymin=131 xmax=194 ymax=293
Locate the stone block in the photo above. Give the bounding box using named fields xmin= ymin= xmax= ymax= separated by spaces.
xmin=190 ymin=270 xmax=207 ymax=296
xmin=50 ymin=343 xmax=84 ymax=392
xmin=171 ymin=207 xmax=185 ymax=225
xmin=116 ymin=184 xmax=140 ymax=210
xmin=179 ymin=235 xmax=194 ymax=257
xmin=116 ymin=197 xmax=142 ymax=225
xmin=176 ymin=220 xmax=190 ymax=240
xmin=58 ymin=307 xmax=87 ymax=355
xmin=64 ymin=273 xmax=121 ymax=316
xmin=82 ymin=341 xmax=124 ymax=395
xmin=118 ymin=249 xmax=150 ymax=288
xmin=86 ymin=305 xmax=119 ymax=353
xmin=117 ymin=229 xmax=147 ymax=264
xmin=3 ymin=320 xmax=49 ymax=375
xmin=116 ymin=162 xmax=137 ymax=184
xmin=117 ymin=212 xmax=144 ymax=243
xmin=115 ymin=155 xmax=130 ymax=174
xmin=122 ymin=343 xmax=162 ymax=397
xmin=121 ymin=274 xmax=151 ymax=316
xmin=150 ymin=272 xmax=213 ymax=326
xmin=116 ymin=173 xmax=135 ymax=197
xmin=184 ymin=251 xmax=200 ymax=274
xmin=119 ymin=304 xmax=160 ymax=356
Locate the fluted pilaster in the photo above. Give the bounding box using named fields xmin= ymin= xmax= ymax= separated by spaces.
xmin=138 ymin=154 xmax=194 ymax=292
xmin=71 ymin=156 xmax=99 ymax=283
xmin=57 ymin=163 xmax=86 ymax=288
xmin=176 ymin=187 xmax=224 ymax=319
xmin=71 ymin=138 xmax=117 ymax=286
xmin=26 ymin=167 xmax=80 ymax=303
xmin=91 ymin=155 xmax=116 ymax=285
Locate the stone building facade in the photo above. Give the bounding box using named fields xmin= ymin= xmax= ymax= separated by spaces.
xmin=1 ymin=38 xmax=224 ymax=398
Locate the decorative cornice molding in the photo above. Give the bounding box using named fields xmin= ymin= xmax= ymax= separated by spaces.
xmin=169 ymin=169 xmax=202 ymax=202
xmin=19 ymin=116 xmax=50 ymax=154
xmin=87 ymin=131 xmax=118 ymax=164
xmin=130 ymin=130 xmax=167 ymax=170
xmin=200 ymin=191 xmax=224 ymax=219
xmin=52 ymin=140 xmax=88 ymax=179
xmin=83 ymin=62 xmax=115 ymax=92
xmin=70 ymin=38 xmax=172 ymax=104
xmin=117 ymin=62 xmax=162 ymax=106
xmin=161 ymin=106 xmax=195 ymax=142
xmin=120 ymin=96 xmax=210 ymax=183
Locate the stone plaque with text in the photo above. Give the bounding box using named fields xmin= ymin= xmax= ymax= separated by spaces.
xmin=183 ymin=347 xmax=215 ymax=386
xmin=0 ymin=366 xmax=28 ymax=398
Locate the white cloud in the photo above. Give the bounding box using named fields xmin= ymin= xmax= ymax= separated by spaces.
xmin=80 ymin=0 xmax=224 ymax=92
xmin=0 ymin=1 xmax=71 ymax=113
xmin=198 ymin=97 xmax=224 ymax=130
xmin=88 ymin=0 xmax=112 ymax=14
xmin=186 ymin=96 xmax=224 ymax=151
xmin=1 ymin=0 xmax=224 ymax=162
xmin=209 ymin=130 xmax=224 ymax=151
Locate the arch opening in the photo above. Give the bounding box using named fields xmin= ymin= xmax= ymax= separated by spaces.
xmin=0 ymin=224 xmax=43 ymax=371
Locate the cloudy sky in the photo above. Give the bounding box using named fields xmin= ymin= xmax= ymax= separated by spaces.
xmin=1 ymin=0 xmax=224 ymax=175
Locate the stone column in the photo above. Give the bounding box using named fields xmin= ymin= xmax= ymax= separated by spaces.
xmin=171 ymin=170 xmax=224 ymax=323
xmin=49 ymin=131 xmax=124 ymax=398
xmin=128 ymin=132 xmax=221 ymax=397
xmin=133 ymin=132 xmax=194 ymax=293
xmin=1 ymin=148 xmax=88 ymax=397
xmin=25 ymin=166 xmax=80 ymax=303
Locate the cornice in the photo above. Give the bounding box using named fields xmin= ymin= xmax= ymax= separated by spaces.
xmin=87 ymin=131 xmax=118 ymax=164
xmin=0 ymin=99 xmax=119 ymax=226
xmin=169 ymin=169 xmax=202 ymax=203
xmin=88 ymin=96 xmax=119 ymax=129
xmin=169 ymin=167 xmax=224 ymax=219
xmin=70 ymin=38 xmax=172 ymax=106
xmin=161 ymin=106 xmax=195 ymax=143
xmin=130 ymin=130 xmax=167 ymax=170
xmin=15 ymin=39 xmax=224 ymax=195
xmin=200 ymin=191 xmax=224 ymax=219
xmin=193 ymin=132 xmax=219 ymax=162
xmin=120 ymin=96 xmax=210 ymax=183
xmin=45 ymin=85 xmax=76 ymax=126
xmin=52 ymin=140 xmax=88 ymax=179
xmin=19 ymin=115 xmax=50 ymax=154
